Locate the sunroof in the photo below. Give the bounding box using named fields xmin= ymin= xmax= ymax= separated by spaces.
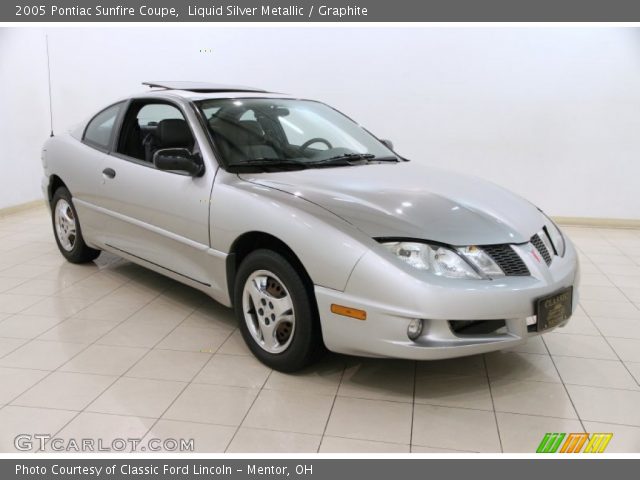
xmin=142 ymin=81 xmax=267 ymax=93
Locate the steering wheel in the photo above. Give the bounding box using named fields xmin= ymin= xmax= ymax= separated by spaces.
xmin=300 ymin=137 xmax=333 ymax=154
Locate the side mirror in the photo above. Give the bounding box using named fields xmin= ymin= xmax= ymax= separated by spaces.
xmin=153 ymin=148 xmax=203 ymax=176
xmin=381 ymin=139 xmax=394 ymax=150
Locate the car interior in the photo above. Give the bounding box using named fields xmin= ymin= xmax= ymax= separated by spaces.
xmin=117 ymin=102 xmax=196 ymax=163
xmin=206 ymin=105 xmax=297 ymax=164
xmin=116 ymin=99 xmax=364 ymax=168
xmin=209 ymin=114 xmax=280 ymax=163
xmin=202 ymin=102 xmax=364 ymax=165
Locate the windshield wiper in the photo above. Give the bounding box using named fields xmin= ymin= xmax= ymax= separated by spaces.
xmin=367 ymin=156 xmax=401 ymax=162
xmin=308 ymin=153 xmax=399 ymax=166
xmin=329 ymin=153 xmax=375 ymax=160
xmin=228 ymin=154 xmax=401 ymax=172
xmin=227 ymin=159 xmax=309 ymax=172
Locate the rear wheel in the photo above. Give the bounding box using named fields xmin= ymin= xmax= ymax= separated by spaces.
xmin=51 ymin=187 xmax=100 ymax=264
xmin=234 ymin=249 xmax=321 ymax=372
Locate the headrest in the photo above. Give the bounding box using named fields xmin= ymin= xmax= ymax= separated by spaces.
xmin=209 ymin=117 xmax=265 ymax=145
xmin=238 ymin=120 xmax=264 ymax=139
xmin=156 ymin=119 xmax=193 ymax=148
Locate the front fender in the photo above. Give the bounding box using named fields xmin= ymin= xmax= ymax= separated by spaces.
xmin=210 ymin=170 xmax=372 ymax=291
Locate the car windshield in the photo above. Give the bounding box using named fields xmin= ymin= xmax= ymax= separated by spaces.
xmin=195 ymin=98 xmax=398 ymax=170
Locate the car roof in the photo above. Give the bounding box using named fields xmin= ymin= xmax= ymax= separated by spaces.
xmin=142 ymin=81 xmax=268 ymax=93
xmin=140 ymin=81 xmax=295 ymax=101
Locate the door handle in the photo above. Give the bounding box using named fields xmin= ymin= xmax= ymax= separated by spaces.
xmin=102 ymin=168 xmax=116 ymax=179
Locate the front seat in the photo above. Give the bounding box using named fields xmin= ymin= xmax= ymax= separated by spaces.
xmin=209 ymin=117 xmax=278 ymax=163
xmin=144 ymin=118 xmax=194 ymax=164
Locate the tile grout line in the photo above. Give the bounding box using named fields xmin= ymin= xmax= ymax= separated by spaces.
xmin=18 ymin=401 xmax=639 ymax=433
xmin=316 ymin=359 xmax=347 ymax=453
xmin=0 ymin=263 xmax=85 ymax=317
xmin=540 ymin=335 xmax=587 ymax=433
xmin=6 ymin=349 xmax=639 ymax=404
xmin=582 ymin=247 xmax=640 ymax=311
xmin=0 ymin=260 xmax=112 ymax=416
xmin=580 ymin=248 xmax=640 ymax=387
xmin=137 ymin=326 xmax=234 ymax=453
xmin=0 ymin=286 xmax=124 ymax=348
xmin=482 ymin=354 xmax=503 ymax=453
xmin=0 ymin=275 xmax=38 ymax=298
xmin=578 ymin=313 xmax=640 ymax=389
xmin=2 ymin=269 xmax=161 ymax=407
xmin=30 ymin=274 xmax=169 ymax=451
xmin=0 ymin=337 xmax=29 ymax=361
xmin=65 ymin=294 xmax=215 ymax=450
xmin=2 ymin=261 xmax=246 ymax=450
xmin=224 ymin=368 xmax=274 ymax=453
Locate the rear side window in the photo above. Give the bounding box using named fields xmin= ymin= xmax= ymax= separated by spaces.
xmin=83 ymin=102 xmax=123 ymax=150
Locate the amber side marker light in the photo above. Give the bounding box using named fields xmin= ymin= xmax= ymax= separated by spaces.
xmin=330 ymin=304 xmax=367 ymax=321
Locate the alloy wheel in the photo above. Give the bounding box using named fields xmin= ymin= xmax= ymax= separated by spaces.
xmin=242 ymin=270 xmax=296 ymax=354
xmin=54 ymin=199 xmax=77 ymax=252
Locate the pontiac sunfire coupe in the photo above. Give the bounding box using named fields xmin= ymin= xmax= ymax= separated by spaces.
xmin=41 ymin=82 xmax=579 ymax=371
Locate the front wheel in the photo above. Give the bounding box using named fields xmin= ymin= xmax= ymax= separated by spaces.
xmin=233 ymin=249 xmax=322 ymax=372
xmin=51 ymin=187 xmax=101 ymax=264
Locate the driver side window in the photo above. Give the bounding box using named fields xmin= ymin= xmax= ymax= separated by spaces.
xmin=117 ymin=101 xmax=195 ymax=164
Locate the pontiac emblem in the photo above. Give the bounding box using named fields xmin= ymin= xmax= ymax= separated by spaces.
xmin=531 ymin=249 xmax=542 ymax=263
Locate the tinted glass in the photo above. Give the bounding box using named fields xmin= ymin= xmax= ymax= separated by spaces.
xmin=196 ymin=98 xmax=395 ymax=167
xmin=136 ymin=104 xmax=183 ymax=126
xmin=84 ymin=103 xmax=123 ymax=149
xmin=117 ymin=101 xmax=195 ymax=164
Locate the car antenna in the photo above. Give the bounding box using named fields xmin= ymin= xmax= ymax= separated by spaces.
xmin=46 ymin=34 xmax=54 ymax=137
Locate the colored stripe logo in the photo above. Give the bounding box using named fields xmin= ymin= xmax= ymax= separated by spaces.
xmin=536 ymin=433 xmax=565 ymax=453
xmin=584 ymin=433 xmax=614 ymax=453
xmin=536 ymin=433 xmax=613 ymax=453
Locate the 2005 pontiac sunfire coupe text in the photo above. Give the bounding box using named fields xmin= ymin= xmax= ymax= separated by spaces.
xmin=41 ymin=82 xmax=579 ymax=371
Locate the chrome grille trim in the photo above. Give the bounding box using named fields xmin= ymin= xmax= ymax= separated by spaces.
xmin=531 ymin=233 xmax=552 ymax=265
xmin=481 ymin=244 xmax=530 ymax=276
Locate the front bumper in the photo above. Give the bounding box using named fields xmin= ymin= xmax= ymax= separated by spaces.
xmin=315 ymin=237 xmax=580 ymax=360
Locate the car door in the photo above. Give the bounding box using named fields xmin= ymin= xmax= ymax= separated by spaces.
xmin=93 ymin=97 xmax=219 ymax=290
xmin=69 ymin=102 xmax=126 ymax=245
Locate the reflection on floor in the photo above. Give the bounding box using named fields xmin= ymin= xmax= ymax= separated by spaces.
xmin=1 ymin=207 xmax=640 ymax=453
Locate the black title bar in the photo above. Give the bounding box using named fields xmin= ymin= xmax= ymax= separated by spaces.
xmin=4 ymin=459 xmax=640 ymax=480
xmin=5 ymin=0 xmax=640 ymax=22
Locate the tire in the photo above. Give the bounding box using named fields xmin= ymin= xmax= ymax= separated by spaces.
xmin=51 ymin=187 xmax=101 ymax=264
xmin=234 ymin=249 xmax=322 ymax=372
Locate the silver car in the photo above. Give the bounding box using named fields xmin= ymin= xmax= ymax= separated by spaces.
xmin=41 ymin=81 xmax=579 ymax=371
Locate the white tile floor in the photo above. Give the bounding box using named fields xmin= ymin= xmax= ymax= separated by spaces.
xmin=1 ymin=206 xmax=640 ymax=453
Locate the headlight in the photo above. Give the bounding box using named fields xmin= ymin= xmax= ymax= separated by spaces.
xmin=457 ymin=246 xmax=504 ymax=277
xmin=544 ymin=216 xmax=566 ymax=257
xmin=382 ymin=242 xmax=481 ymax=279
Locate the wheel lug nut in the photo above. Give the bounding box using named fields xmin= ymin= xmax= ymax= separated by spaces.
xmin=270 ymin=314 xmax=275 ymax=320
xmin=265 ymin=319 xmax=270 ymax=325
xmin=268 ymin=302 xmax=273 ymax=309
xmin=258 ymin=308 xmax=264 ymax=315
xmin=261 ymin=299 xmax=266 ymax=306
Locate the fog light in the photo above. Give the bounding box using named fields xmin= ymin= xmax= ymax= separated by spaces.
xmin=407 ymin=319 xmax=423 ymax=340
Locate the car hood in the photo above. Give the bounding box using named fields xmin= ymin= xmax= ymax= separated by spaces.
xmin=239 ymin=161 xmax=545 ymax=246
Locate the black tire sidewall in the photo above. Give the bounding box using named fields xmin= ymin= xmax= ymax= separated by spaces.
xmin=51 ymin=187 xmax=99 ymax=263
xmin=234 ymin=249 xmax=320 ymax=372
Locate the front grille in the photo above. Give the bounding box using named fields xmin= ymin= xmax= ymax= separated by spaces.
xmin=481 ymin=244 xmax=530 ymax=276
xmin=531 ymin=234 xmax=552 ymax=265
